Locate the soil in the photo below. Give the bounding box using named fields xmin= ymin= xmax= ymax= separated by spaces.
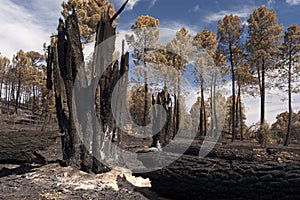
xmin=1 ymin=120 xmax=300 ymax=199
xmin=0 ymin=121 xmax=161 ymax=200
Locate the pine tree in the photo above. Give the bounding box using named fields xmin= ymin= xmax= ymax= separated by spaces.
xmin=211 ymin=49 xmax=228 ymax=136
xmin=279 ymin=24 xmax=300 ymax=146
xmin=217 ymin=14 xmax=244 ymax=141
xmin=126 ymin=15 xmax=160 ymax=137
xmin=193 ymin=30 xmax=218 ymax=137
xmin=235 ymin=62 xmax=254 ymax=141
xmin=247 ymin=6 xmax=284 ymax=144
xmin=26 ymin=51 xmax=45 ymax=114
xmin=12 ymin=50 xmax=31 ymax=114
xmin=167 ymin=27 xmax=196 ymax=136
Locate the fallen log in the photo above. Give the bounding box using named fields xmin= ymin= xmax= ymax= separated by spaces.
xmin=137 ymin=149 xmax=300 ymax=200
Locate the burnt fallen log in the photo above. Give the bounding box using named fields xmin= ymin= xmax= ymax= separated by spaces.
xmin=137 ymin=150 xmax=300 ymax=200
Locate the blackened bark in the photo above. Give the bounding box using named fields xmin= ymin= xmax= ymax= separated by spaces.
xmin=238 ymin=84 xmax=243 ymax=141
xmin=138 ymin=152 xmax=300 ymax=200
xmin=213 ymin=72 xmax=218 ymax=138
xmin=151 ymin=87 xmax=172 ymax=147
xmin=284 ymin=51 xmax=293 ymax=146
xmin=47 ymin=1 xmax=129 ymax=173
xmin=229 ymin=44 xmax=236 ymax=142
xmin=261 ymin=63 xmax=265 ymax=126
xmin=14 ymin=75 xmax=21 ymax=114
xmin=57 ymin=14 xmax=83 ymax=168
xmin=199 ymin=75 xmax=206 ymax=138
xmin=93 ymin=17 xmax=117 ymax=173
xmin=258 ymin=61 xmax=266 ymax=145
xmin=176 ymin=74 xmax=181 ymax=139
xmin=46 ymin=45 xmax=53 ymax=90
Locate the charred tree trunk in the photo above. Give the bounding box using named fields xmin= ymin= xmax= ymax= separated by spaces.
xmin=47 ymin=13 xmax=91 ymax=170
xmin=284 ymin=53 xmax=293 ymax=146
xmin=14 ymin=74 xmax=21 ymax=114
xmin=55 ymin=15 xmax=84 ymax=168
xmin=213 ymin=72 xmax=218 ymax=138
xmin=259 ymin=61 xmax=266 ymax=145
xmin=46 ymin=45 xmax=53 ymax=90
xmin=151 ymin=87 xmax=172 ymax=148
xmin=198 ymin=75 xmax=206 ymax=138
xmin=48 ymin=2 xmax=129 ymax=173
xmin=237 ymin=83 xmax=243 ymax=141
xmin=176 ymin=73 xmax=181 ymax=139
xmin=92 ymin=7 xmax=129 ymax=172
xmin=229 ymin=44 xmax=236 ymax=142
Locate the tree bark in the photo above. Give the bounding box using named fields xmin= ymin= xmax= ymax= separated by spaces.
xmin=14 ymin=73 xmax=21 ymax=114
xmin=229 ymin=44 xmax=236 ymax=142
xmin=199 ymin=75 xmax=206 ymax=137
xmin=238 ymin=84 xmax=243 ymax=141
xmin=284 ymin=52 xmax=293 ymax=146
xmin=258 ymin=61 xmax=266 ymax=145
xmin=176 ymin=73 xmax=181 ymax=138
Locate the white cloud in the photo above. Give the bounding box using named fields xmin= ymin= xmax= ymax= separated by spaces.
xmin=204 ymin=6 xmax=254 ymax=23
xmin=244 ymin=91 xmax=300 ymax=126
xmin=149 ymin=0 xmax=157 ymax=8
xmin=266 ymin=0 xmax=276 ymax=8
xmin=0 ymin=0 xmax=61 ymax=59
xmin=113 ymin=0 xmax=140 ymax=10
xmin=286 ymin=0 xmax=300 ymax=5
xmin=127 ymin=0 xmax=140 ymax=10
xmin=159 ymin=21 xmax=200 ymax=43
xmin=193 ymin=5 xmax=200 ymax=12
xmin=113 ymin=0 xmax=158 ymax=10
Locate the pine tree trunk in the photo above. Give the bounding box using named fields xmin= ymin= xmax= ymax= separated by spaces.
xmin=259 ymin=63 xmax=266 ymax=145
xmin=7 ymin=81 xmax=11 ymax=112
xmin=238 ymin=84 xmax=243 ymax=141
xmin=213 ymin=73 xmax=218 ymax=138
xmin=173 ymin=94 xmax=177 ymax=139
xmin=199 ymin=75 xmax=205 ymax=137
xmin=284 ymin=56 xmax=292 ymax=146
xmin=261 ymin=64 xmax=265 ymax=126
xmin=143 ymin=80 xmax=148 ymax=138
xmin=229 ymin=45 xmax=236 ymax=142
xmin=209 ymin=78 xmax=214 ymax=136
xmin=176 ymin=73 xmax=181 ymax=138
xmin=48 ymin=1 xmax=129 ymax=173
xmin=14 ymin=75 xmax=21 ymax=114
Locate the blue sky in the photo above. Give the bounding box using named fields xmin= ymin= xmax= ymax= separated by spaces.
xmin=1 ymin=0 xmax=299 ymax=59
xmin=0 ymin=0 xmax=300 ymax=125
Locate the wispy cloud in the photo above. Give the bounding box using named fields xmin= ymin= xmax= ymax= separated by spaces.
xmin=0 ymin=0 xmax=61 ymax=59
xmin=193 ymin=4 xmax=201 ymax=12
xmin=266 ymin=0 xmax=276 ymax=9
xmin=204 ymin=6 xmax=254 ymax=23
xmin=286 ymin=0 xmax=300 ymax=5
xmin=127 ymin=0 xmax=140 ymax=10
xmin=113 ymin=0 xmax=140 ymax=10
xmin=149 ymin=0 xmax=157 ymax=9
xmin=113 ymin=0 xmax=158 ymax=10
xmin=159 ymin=21 xmax=201 ymax=42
